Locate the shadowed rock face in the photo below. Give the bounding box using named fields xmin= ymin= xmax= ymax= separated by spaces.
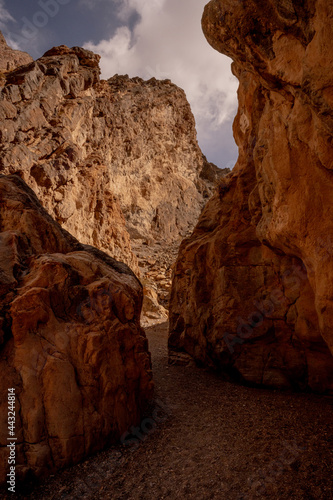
xmin=169 ymin=0 xmax=333 ymax=392
xmin=0 ymin=175 xmax=153 ymax=486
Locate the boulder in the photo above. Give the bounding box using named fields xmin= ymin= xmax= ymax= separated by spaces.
xmin=0 ymin=175 xmax=153 ymax=486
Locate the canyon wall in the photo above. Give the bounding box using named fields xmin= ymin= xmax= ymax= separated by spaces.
xmin=0 ymin=40 xmax=214 ymax=273
xmin=169 ymin=0 xmax=333 ymax=392
xmin=0 ymin=175 xmax=153 ymax=485
xmin=0 ymin=32 xmax=33 ymax=73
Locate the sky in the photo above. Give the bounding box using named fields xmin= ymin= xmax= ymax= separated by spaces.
xmin=0 ymin=0 xmax=239 ymax=169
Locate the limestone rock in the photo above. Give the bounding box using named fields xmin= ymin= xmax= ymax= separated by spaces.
xmin=132 ymin=238 xmax=181 ymax=326
xmin=0 ymin=175 xmax=153 ymax=486
xmin=169 ymin=0 xmax=333 ymax=392
xmin=0 ymin=31 xmax=33 ymax=73
xmin=140 ymin=281 xmax=168 ymax=328
xmin=0 ymin=41 xmax=216 ymax=275
xmin=0 ymin=36 xmax=229 ymax=326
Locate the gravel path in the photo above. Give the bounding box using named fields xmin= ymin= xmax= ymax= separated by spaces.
xmin=10 ymin=322 xmax=333 ymax=499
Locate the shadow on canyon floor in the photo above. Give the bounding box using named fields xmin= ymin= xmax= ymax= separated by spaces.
xmin=6 ymin=322 xmax=333 ymax=500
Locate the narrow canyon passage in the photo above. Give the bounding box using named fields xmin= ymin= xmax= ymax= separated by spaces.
xmin=20 ymin=323 xmax=333 ymax=500
xmin=1 ymin=1 xmax=333 ymax=497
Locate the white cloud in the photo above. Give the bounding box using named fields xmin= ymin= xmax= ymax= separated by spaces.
xmin=0 ymin=0 xmax=61 ymax=59
xmin=0 ymin=0 xmax=21 ymax=50
xmin=0 ymin=0 xmax=14 ymax=24
xmin=0 ymin=0 xmax=15 ymax=37
xmin=84 ymin=0 xmax=239 ymax=167
xmin=114 ymin=0 xmax=166 ymax=21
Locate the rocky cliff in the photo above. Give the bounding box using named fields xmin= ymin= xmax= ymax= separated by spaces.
xmin=0 ymin=175 xmax=153 ymax=485
xmin=0 ymin=40 xmax=215 ymax=274
xmin=169 ymin=0 xmax=333 ymax=392
xmin=0 ymin=32 xmax=33 ymax=73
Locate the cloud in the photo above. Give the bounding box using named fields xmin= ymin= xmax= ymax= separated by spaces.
xmin=78 ymin=0 xmax=106 ymax=10
xmin=0 ymin=0 xmax=41 ymax=53
xmin=0 ymin=0 xmax=21 ymax=50
xmin=84 ymin=0 xmax=239 ymax=167
xmin=0 ymin=0 xmax=15 ymax=36
xmin=114 ymin=0 xmax=166 ymax=21
xmin=0 ymin=0 xmax=14 ymax=24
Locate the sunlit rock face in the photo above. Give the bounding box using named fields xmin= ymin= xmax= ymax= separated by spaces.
xmin=169 ymin=0 xmax=333 ymax=393
xmin=0 ymin=40 xmax=216 ymax=273
xmin=0 ymin=175 xmax=153 ymax=486
xmin=0 ymin=31 xmax=33 ymax=73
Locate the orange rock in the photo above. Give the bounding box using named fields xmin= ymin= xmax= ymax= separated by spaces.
xmin=169 ymin=0 xmax=333 ymax=393
xmin=0 ymin=175 xmax=153 ymax=486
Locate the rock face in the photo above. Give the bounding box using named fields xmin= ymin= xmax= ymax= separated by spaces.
xmin=0 ymin=31 xmax=33 ymax=73
xmin=0 ymin=36 xmax=228 ymax=326
xmin=0 ymin=42 xmax=214 ymax=273
xmin=0 ymin=175 xmax=153 ymax=486
xmin=169 ymin=0 xmax=333 ymax=393
xmin=0 ymin=44 xmax=138 ymax=271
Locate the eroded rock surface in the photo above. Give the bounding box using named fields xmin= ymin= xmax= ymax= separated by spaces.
xmin=169 ymin=0 xmax=333 ymax=392
xmin=0 ymin=31 xmax=33 ymax=73
xmin=0 ymin=175 xmax=153 ymax=486
xmin=0 ymin=41 xmax=217 ymax=274
xmin=0 ymin=44 xmax=138 ymax=270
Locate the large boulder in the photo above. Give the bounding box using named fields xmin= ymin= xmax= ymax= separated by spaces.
xmin=169 ymin=0 xmax=333 ymax=393
xmin=0 ymin=175 xmax=153 ymax=486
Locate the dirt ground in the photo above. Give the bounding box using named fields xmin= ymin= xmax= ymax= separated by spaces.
xmin=7 ymin=322 xmax=333 ymax=500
